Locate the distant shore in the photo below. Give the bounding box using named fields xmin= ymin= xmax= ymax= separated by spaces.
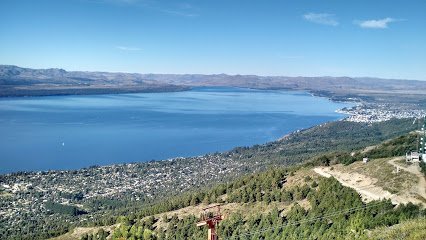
xmin=0 ymin=85 xmax=191 ymax=98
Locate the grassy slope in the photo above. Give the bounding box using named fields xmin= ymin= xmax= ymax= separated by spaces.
xmin=50 ymin=226 xmax=116 ymax=240
xmin=369 ymin=218 xmax=426 ymax=240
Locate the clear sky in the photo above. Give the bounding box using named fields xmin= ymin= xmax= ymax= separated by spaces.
xmin=1 ymin=0 xmax=425 ymax=80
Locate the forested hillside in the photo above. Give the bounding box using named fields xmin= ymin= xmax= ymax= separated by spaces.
xmin=0 ymin=119 xmax=420 ymax=239
xmin=77 ymin=127 xmax=426 ymax=240
xmin=101 ymin=169 xmax=425 ymax=240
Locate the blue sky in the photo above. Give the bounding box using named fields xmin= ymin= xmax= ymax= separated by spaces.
xmin=0 ymin=0 xmax=425 ymax=80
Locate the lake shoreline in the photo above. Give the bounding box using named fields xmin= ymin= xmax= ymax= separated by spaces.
xmin=0 ymin=87 xmax=351 ymax=175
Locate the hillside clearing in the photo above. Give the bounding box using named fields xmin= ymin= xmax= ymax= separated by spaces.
xmin=314 ymin=156 xmax=425 ymax=206
xmin=50 ymin=225 xmax=116 ymax=240
xmin=148 ymin=200 xmax=310 ymax=230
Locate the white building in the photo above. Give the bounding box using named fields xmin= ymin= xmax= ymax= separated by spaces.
xmin=406 ymin=152 xmax=420 ymax=163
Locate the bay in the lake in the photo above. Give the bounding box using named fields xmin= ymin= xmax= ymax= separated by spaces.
xmin=0 ymin=87 xmax=351 ymax=174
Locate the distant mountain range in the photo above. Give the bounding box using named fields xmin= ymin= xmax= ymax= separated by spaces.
xmin=0 ymin=65 xmax=189 ymax=97
xmin=1 ymin=65 xmax=426 ymax=104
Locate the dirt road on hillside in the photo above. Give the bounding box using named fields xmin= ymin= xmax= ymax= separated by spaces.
xmin=388 ymin=157 xmax=426 ymax=201
xmin=314 ymin=167 xmax=401 ymax=204
xmin=313 ymin=157 xmax=426 ymax=206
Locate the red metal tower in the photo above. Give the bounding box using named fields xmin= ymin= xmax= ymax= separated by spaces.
xmin=196 ymin=205 xmax=223 ymax=240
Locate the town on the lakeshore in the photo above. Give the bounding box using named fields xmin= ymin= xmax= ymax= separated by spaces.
xmin=337 ymin=104 xmax=426 ymax=123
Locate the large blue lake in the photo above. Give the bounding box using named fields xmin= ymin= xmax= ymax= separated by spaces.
xmin=0 ymin=87 xmax=351 ymax=174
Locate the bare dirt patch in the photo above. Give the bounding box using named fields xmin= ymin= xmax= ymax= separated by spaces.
xmin=285 ymin=168 xmax=320 ymax=188
xmin=313 ymin=157 xmax=424 ymax=206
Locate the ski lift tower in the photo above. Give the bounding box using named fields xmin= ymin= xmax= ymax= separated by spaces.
xmin=196 ymin=205 xmax=223 ymax=240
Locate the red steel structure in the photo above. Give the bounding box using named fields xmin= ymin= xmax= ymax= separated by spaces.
xmin=196 ymin=205 xmax=223 ymax=240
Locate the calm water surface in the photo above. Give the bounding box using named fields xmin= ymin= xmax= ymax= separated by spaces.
xmin=0 ymin=87 xmax=351 ymax=173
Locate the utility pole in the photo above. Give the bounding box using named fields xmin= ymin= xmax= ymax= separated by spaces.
xmin=415 ymin=118 xmax=420 ymax=152
xmin=196 ymin=205 xmax=223 ymax=240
